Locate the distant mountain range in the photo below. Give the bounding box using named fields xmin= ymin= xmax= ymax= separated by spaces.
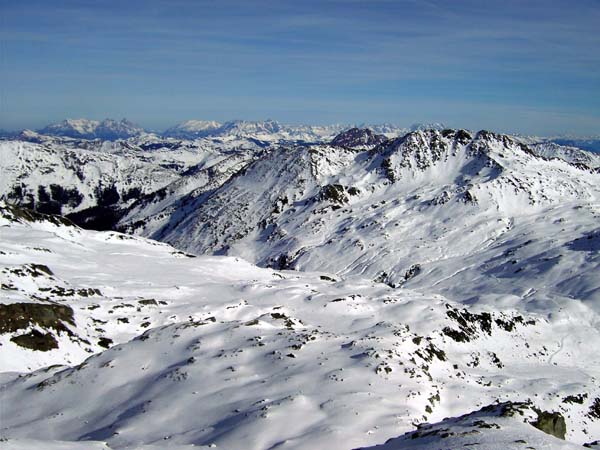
xmin=1 ymin=118 xmax=424 ymax=143
xmin=2 ymin=118 xmax=598 ymax=153
xmin=37 ymin=118 xmax=146 ymax=140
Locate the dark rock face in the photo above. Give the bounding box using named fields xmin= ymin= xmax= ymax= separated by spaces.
xmin=11 ymin=330 xmax=59 ymax=351
xmin=404 ymin=264 xmax=421 ymax=281
xmin=0 ymin=302 xmax=75 ymax=334
xmin=0 ymin=302 xmax=76 ymax=352
xmin=67 ymin=205 xmax=124 ymax=231
xmin=588 ymin=397 xmax=600 ymax=419
xmin=33 ymin=184 xmax=84 ymax=215
xmin=330 ymin=128 xmax=388 ymax=149
xmin=317 ymin=184 xmax=360 ymax=205
xmin=495 ymin=402 xmax=567 ymax=440
xmin=441 ymin=304 xmax=535 ymax=343
xmin=531 ymin=409 xmax=567 ymax=440
xmin=98 ymin=337 xmax=113 ymax=348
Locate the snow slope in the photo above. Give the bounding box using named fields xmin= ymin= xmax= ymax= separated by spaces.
xmin=0 ymin=136 xmax=264 ymax=233
xmin=118 ymin=148 xmax=259 ymax=237
xmin=361 ymin=402 xmax=583 ymax=450
xmin=152 ymin=130 xmax=600 ymax=315
xmin=1 ymin=202 xmax=600 ymax=449
xmin=531 ymin=141 xmax=600 ymax=169
xmin=0 ymin=140 xmax=182 ymax=216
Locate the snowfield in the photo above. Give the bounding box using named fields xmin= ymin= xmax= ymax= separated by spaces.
xmin=1 ymin=201 xmax=600 ymax=449
xmin=1 ymin=125 xmax=600 ymax=449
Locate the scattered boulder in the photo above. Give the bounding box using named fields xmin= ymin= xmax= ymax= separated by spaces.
xmin=0 ymin=302 xmax=75 ymax=334
xmin=531 ymin=408 xmax=566 ymax=440
xmin=11 ymin=330 xmax=59 ymax=351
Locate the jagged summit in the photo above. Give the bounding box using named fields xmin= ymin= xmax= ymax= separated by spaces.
xmin=532 ymin=141 xmax=600 ymax=168
xmin=330 ymin=127 xmax=389 ymax=149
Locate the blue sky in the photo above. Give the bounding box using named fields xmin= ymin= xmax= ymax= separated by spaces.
xmin=1 ymin=0 xmax=599 ymax=135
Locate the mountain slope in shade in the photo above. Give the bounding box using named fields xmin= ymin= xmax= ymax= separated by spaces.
xmin=118 ymin=148 xmax=259 ymax=237
xmin=2 ymin=202 xmax=600 ymax=448
xmin=330 ymin=127 xmax=389 ymax=149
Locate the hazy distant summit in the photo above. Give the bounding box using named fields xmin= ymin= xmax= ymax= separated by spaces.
xmin=163 ymin=119 xmax=351 ymax=142
xmin=409 ymin=122 xmax=446 ymax=131
xmin=32 ymin=118 xmax=447 ymax=140
xmin=38 ymin=118 xmax=145 ymax=140
xmin=163 ymin=120 xmax=222 ymax=138
xmin=32 ymin=118 xmax=408 ymax=142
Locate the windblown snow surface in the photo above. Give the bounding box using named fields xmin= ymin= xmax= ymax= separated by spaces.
xmin=1 ymin=127 xmax=600 ymax=449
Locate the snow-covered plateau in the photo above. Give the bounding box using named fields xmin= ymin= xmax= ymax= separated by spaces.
xmin=1 ymin=124 xmax=600 ymax=449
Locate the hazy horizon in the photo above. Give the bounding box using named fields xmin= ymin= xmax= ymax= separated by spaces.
xmin=2 ymin=116 xmax=600 ymax=139
xmin=1 ymin=0 xmax=599 ymax=136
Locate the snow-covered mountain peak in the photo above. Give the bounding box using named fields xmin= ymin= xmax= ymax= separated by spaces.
xmin=2 ymin=117 xmax=600 ymax=448
xmin=49 ymin=118 xmax=101 ymax=135
xmin=376 ymin=128 xmax=487 ymax=182
xmin=172 ymin=119 xmax=222 ymax=130
xmin=163 ymin=120 xmax=223 ymax=138
xmin=161 ymin=119 xmax=346 ymax=144
xmin=37 ymin=118 xmax=145 ymax=140
xmin=409 ymin=122 xmax=446 ymax=131
xmin=2 ymin=124 xmax=600 ymax=449
xmin=220 ymin=119 xmax=282 ymax=133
